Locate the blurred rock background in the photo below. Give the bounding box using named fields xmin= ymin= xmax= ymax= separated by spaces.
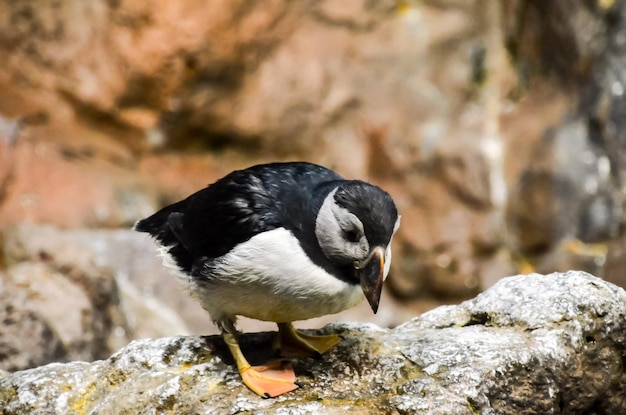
xmin=2 ymin=0 xmax=626 ymax=371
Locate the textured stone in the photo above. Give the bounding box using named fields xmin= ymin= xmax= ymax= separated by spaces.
xmin=0 ymin=273 xmax=67 ymax=372
xmin=2 ymin=0 xmax=626 ymax=346
xmin=1 ymin=271 xmax=624 ymax=414
xmin=0 ymin=250 xmax=131 ymax=371
xmin=1 ymin=224 xmax=196 ymax=348
xmin=502 ymin=0 xmax=626 ymax=280
xmin=0 ymin=128 xmax=158 ymax=228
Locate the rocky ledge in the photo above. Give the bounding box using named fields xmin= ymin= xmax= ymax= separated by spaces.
xmin=1 ymin=271 xmax=625 ymax=414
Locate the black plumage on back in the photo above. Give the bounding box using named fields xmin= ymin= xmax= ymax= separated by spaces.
xmin=134 ymin=162 xmax=343 ymax=274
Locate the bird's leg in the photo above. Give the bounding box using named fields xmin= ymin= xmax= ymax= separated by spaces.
xmin=274 ymin=322 xmax=341 ymax=358
xmin=222 ymin=331 xmax=298 ymax=398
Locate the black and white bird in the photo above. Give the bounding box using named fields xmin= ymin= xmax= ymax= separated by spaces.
xmin=134 ymin=162 xmax=400 ymax=398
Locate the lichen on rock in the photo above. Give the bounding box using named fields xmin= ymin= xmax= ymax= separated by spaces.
xmin=1 ymin=271 xmax=625 ymax=414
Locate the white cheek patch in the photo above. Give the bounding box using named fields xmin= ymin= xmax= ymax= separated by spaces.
xmin=315 ymin=188 xmax=369 ymax=263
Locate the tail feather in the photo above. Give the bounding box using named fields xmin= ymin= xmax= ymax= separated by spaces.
xmin=134 ymin=200 xmax=194 ymax=273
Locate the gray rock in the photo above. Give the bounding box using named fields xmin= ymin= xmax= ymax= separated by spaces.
xmin=0 ymin=273 xmax=68 ymax=372
xmin=1 ymin=271 xmax=625 ymax=414
xmin=1 ymin=225 xmax=135 ymax=371
xmin=0 ymin=223 xmax=198 ymax=369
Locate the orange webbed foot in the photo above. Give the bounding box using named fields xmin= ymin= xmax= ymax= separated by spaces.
xmin=240 ymin=360 xmax=298 ymax=398
xmin=275 ymin=323 xmax=341 ymax=358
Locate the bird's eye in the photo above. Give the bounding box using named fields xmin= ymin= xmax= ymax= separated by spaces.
xmin=344 ymin=229 xmax=360 ymax=243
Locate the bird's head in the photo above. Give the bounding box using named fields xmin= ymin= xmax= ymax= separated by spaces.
xmin=315 ymin=181 xmax=400 ymax=313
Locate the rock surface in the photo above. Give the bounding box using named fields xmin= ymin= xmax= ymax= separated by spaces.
xmin=1 ymin=271 xmax=624 ymax=414
xmin=3 ymin=0 xmax=626 ymax=389
xmin=0 ymin=225 xmax=133 ymax=372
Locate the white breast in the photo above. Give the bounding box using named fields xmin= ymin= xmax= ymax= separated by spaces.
xmin=184 ymin=228 xmax=365 ymax=324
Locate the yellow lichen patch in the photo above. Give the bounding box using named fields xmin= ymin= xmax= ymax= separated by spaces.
xmin=161 ymin=362 xmax=196 ymax=375
xmin=512 ymin=255 xmax=535 ymax=275
xmin=69 ymin=397 xmax=87 ymax=415
xmin=562 ymin=239 xmax=608 ymax=259
xmin=396 ymin=0 xmax=413 ymax=15
xmin=177 ymin=362 xmax=195 ymax=372
xmin=104 ymin=368 xmax=129 ymax=387
xmin=68 ymin=381 xmax=97 ymax=415
xmin=205 ymin=379 xmax=221 ymax=393
xmin=599 ymin=0 xmax=615 ymax=10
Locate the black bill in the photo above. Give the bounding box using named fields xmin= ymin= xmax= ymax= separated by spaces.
xmin=356 ymin=247 xmax=385 ymax=314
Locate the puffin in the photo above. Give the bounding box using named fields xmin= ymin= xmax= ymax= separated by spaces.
xmin=134 ymin=162 xmax=400 ymax=397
